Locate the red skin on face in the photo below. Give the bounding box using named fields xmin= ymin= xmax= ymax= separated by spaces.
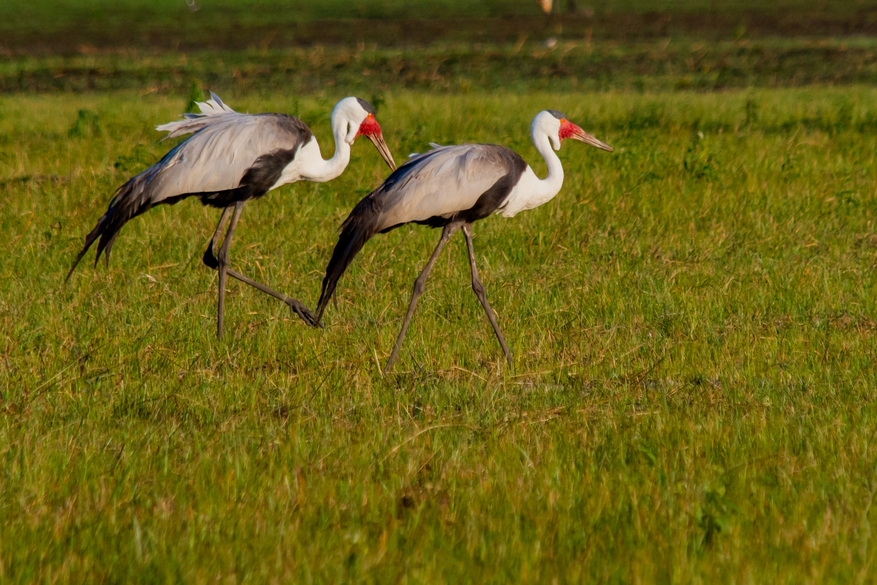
xmin=356 ymin=114 xmax=382 ymax=137
xmin=558 ymin=119 xmax=583 ymax=141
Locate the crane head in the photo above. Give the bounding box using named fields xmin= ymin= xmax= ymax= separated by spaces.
xmin=334 ymin=97 xmax=397 ymax=171
xmin=539 ymin=110 xmax=613 ymax=153
xmin=356 ymin=113 xmax=397 ymax=171
xmin=558 ymin=119 xmax=613 ymax=152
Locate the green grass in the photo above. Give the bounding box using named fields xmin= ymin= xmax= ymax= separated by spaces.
xmin=2 ymin=87 xmax=877 ymax=582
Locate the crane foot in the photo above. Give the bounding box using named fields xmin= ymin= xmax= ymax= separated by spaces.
xmin=286 ymin=298 xmax=322 ymax=329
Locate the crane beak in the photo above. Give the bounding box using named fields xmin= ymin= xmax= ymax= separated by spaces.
xmin=569 ymin=125 xmax=613 ymax=152
xmin=365 ymin=133 xmax=397 ymax=171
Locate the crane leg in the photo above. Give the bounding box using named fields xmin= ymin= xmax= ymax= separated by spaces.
xmin=462 ymin=224 xmax=513 ymax=366
xmin=216 ymin=202 xmax=244 ymax=339
xmin=385 ymin=223 xmax=461 ymax=373
xmin=204 ymin=207 xmax=233 ymax=270
xmin=223 ymin=267 xmax=320 ymax=329
xmin=204 ymin=204 xmax=319 ymax=339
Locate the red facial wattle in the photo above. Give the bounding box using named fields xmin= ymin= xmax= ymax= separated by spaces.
xmin=356 ymin=114 xmax=382 ymax=138
xmin=558 ymin=119 xmax=581 ymax=141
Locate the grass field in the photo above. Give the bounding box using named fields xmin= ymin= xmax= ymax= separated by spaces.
xmin=3 ymin=0 xmax=877 ymax=583
xmin=4 ymin=87 xmax=877 ymax=583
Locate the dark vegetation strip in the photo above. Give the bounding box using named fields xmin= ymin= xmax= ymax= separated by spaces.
xmin=3 ymin=11 xmax=877 ymax=55
xmin=4 ymin=40 xmax=877 ymax=94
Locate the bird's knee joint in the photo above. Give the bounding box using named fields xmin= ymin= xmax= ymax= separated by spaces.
xmin=202 ymin=248 xmax=219 ymax=270
xmin=412 ymin=278 xmax=426 ymax=295
xmin=472 ymin=280 xmax=486 ymax=295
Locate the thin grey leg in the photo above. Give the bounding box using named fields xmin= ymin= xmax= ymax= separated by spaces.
xmin=203 ymin=207 xmax=233 ymax=270
xmin=224 ymin=267 xmax=318 ymax=327
xmin=462 ymin=223 xmax=512 ymax=365
xmin=385 ymin=223 xmax=461 ymax=373
xmin=203 ymin=205 xmax=318 ymax=333
xmin=216 ymin=202 xmax=244 ymax=339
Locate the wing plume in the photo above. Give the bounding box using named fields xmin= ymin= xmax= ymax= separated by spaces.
xmin=155 ymin=92 xmax=240 ymax=139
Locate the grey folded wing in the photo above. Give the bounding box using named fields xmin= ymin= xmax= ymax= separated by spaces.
xmin=139 ymin=113 xmax=312 ymax=206
xmin=374 ymin=143 xmax=525 ymax=231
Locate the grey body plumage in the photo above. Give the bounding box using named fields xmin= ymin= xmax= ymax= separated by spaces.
xmin=366 ymin=143 xmax=526 ymax=232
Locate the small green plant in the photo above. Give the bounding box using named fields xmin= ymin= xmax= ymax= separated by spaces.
xmin=744 ymin=98 xmax=759 ymax=127
xmin=185 ymin=81 xmax=205 ymax=114
xmin=67 ymin=109 xmax=100 ymax=138
xmin=682 ymin=130 xmax=715 ymax=179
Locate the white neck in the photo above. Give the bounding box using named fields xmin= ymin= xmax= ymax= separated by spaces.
xmin=532 ymin=130 xmax=564 ymax=200
xmin=305 ymin=116 xmax=352 ymax=183
xmin=499 ymin=129 xmax=566 ymax=218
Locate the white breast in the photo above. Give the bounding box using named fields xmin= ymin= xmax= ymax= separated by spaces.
xmin=498 ymin=166 xmax=547 ymax=218
xmin=269 ymin=136 xmax=323 ymax=190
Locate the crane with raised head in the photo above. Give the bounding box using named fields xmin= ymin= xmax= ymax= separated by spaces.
xmin=67 ymin=93 xmax=396 ymax=338
xmin=315 ymin=109 xmax=612 ymax=372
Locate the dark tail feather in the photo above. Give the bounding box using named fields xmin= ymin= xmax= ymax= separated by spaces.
xmin=65 ymin=218 xmax=106 ymax=281
xmin=315 ymin=195 xmax=382 ymax=323
xmin=95 ymin=229 xmax=121 ymax=268
xmin=66 ymin=177 xmax=149 ymax=282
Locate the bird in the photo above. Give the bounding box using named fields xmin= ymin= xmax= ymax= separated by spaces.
xmin=67 ymin=92 xmax=397 ymax=338
xmin=314 ymin=109 xmax=612 ymax=372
